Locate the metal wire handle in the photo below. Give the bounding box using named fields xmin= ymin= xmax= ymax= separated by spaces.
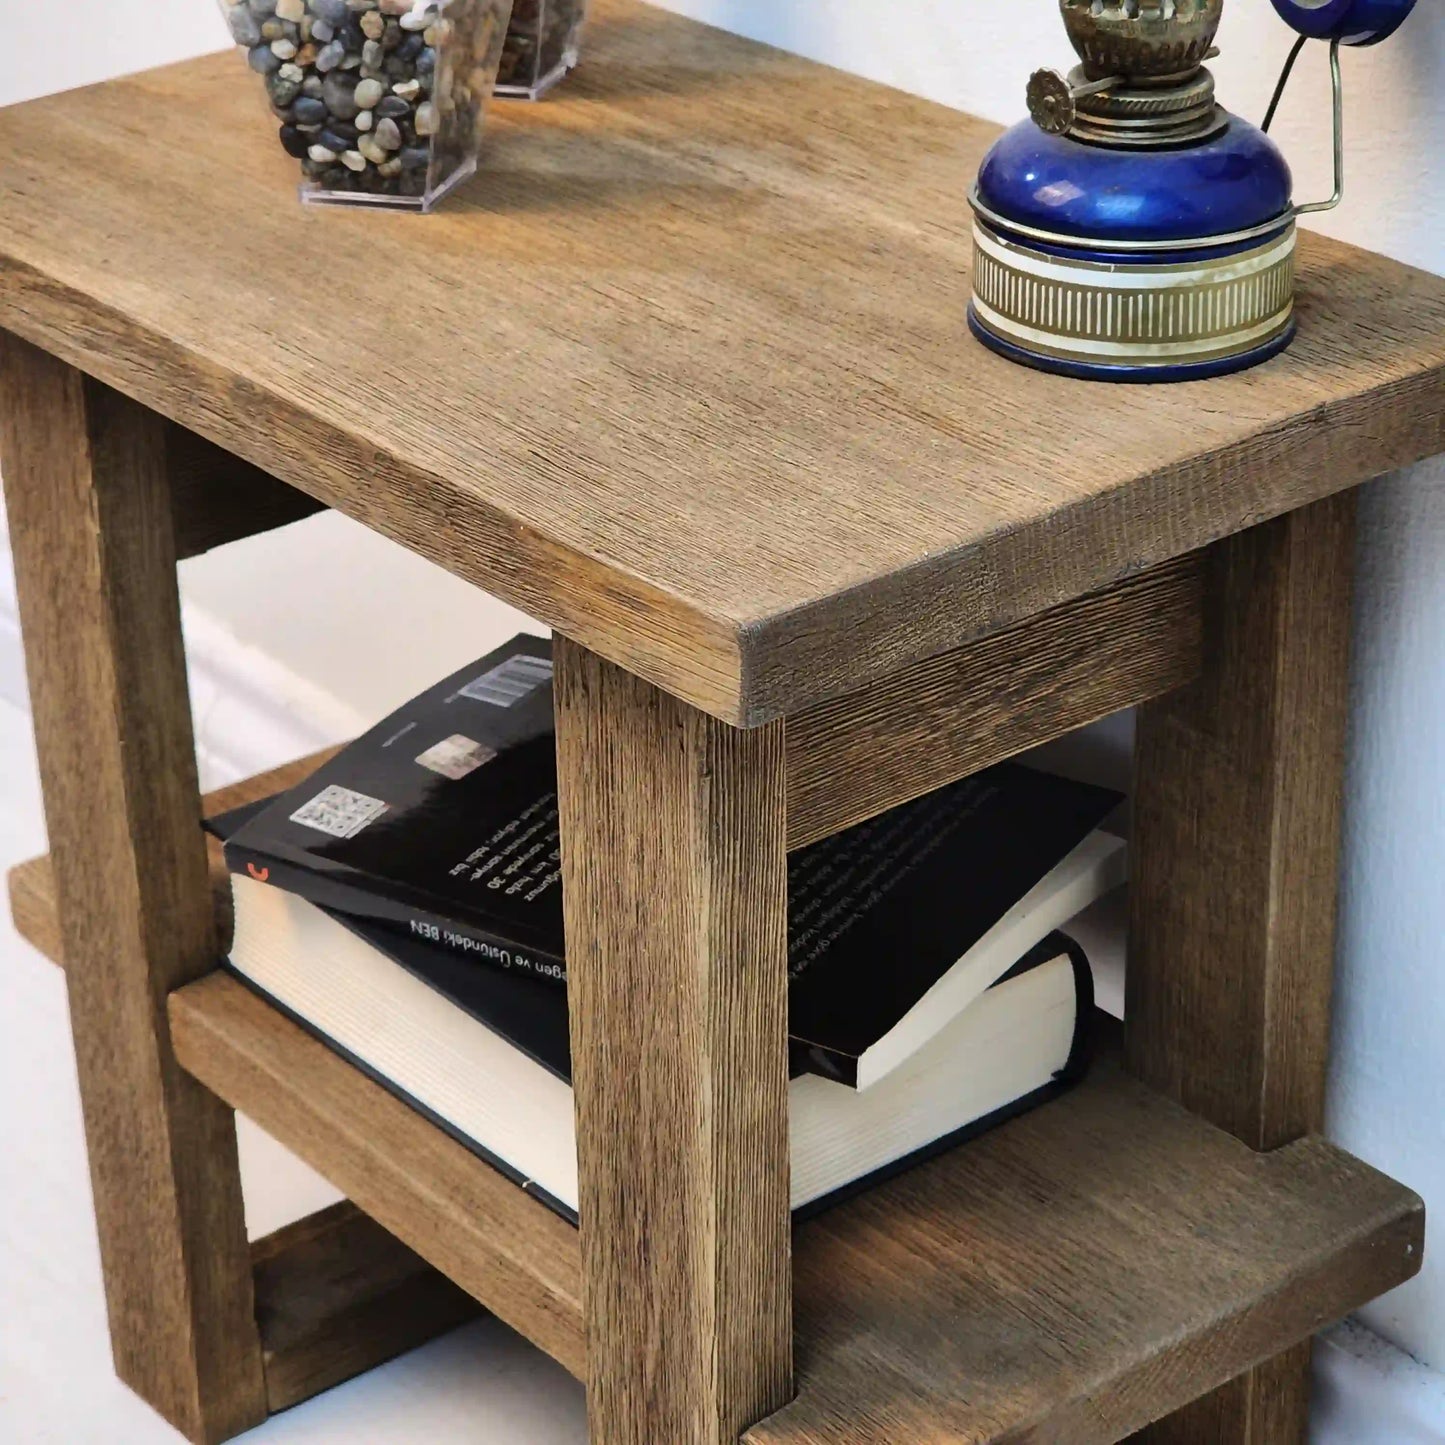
xmin=1263 ymin=34 xmax=1345 ymax=216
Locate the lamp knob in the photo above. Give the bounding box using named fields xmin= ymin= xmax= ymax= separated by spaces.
xmin=1027 ymin=69 xmax=1076 ymax=134
xmin=1027 ymin=68 xmax=1127 ymax=137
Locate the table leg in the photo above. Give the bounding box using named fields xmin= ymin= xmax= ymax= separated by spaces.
xmin=1125 ymin=492 xmax=1357 ymax=1443
xmin=554 ymin=637 xmax=793 ymax=1444
xmin=0 ymin=335 xmax=267 ymax=1442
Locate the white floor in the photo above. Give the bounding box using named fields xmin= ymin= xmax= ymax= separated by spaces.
xmin=0 ymin=700 xmax=587 ymax=1444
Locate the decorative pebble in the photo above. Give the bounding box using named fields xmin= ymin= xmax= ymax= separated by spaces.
xmin=278 ymin=124 xmax=310 ymax=158
xmin=353 ymin=76 xmax=385 ymax=108
xmin=229 ymin=0 xmax=511 ymax=203
xmin=227 ymin=6 xmax=263 ymax=46
xmin=321 ymin=70 xmax=361 ymax=117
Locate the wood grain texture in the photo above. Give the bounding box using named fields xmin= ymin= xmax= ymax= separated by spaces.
xmin=785 ymin=555 xmax=1202 ymax=848
xmin=0 ymin=334 xmax=267 ymax=1442
xmin=1129 ymin=1346 xmax=1313 ymax=1445
xmin=9 ymin=749 xmax=338 ymax=969
xmin=166 ymin=970 xmax=1421 ymax=1444
xmin=250 ymin=1201 xmax=481 ymax=1413
xmin=0 ymin=1 xmax=1441 ymax=722
xmin=1125 ymin=494 xmax=1359 ymax=1444
xmin=165 ymin=423 xmax=325 ymax=560
xmin=554 ymin=637 xmax=792 ymax=1444
xmin=745 ymin=1039 xmax=1422 ymax=1445
xmin=169 ymin=971 xmax=587 ymax=1379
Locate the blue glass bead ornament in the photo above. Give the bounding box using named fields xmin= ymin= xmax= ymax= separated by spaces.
xmin=968 ymin=0 xmax=1419 ymax=383
xmin=1270 ymin=0 xmax=1416 ymax=47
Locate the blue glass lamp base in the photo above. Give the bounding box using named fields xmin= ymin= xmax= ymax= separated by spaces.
xmin=968 ymin=308 xmax=1298 ymax=384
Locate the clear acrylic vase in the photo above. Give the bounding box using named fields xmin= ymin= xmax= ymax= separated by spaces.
xmin=220 ymin=0 xmax=513 ymax=211
xmin=495 ymin=0 xmax=585 ymax=99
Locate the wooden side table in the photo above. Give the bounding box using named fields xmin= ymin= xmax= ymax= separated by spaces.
xmin=2 ymin=4 xmax=1442 ymax=1442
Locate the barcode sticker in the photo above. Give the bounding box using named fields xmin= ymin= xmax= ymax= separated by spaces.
xmin=416 ymin=734 xmax=496 ymax=780
xmin=289 ymin=784 xmax=389 ymax=839
xmin=458 ymin=653 xmax=553 ymax=708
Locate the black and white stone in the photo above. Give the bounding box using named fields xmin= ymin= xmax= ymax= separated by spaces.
xmin=225 ymin=0 xmax=507 ymax=203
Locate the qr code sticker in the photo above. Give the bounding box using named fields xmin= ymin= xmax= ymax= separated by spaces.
xmin=289 ymin=785 xmax=389 ymax=839
xmin=416 ymin=734 xmax=496 ymax=780
xmin=459 ymin=653 xmax=553 ymax=708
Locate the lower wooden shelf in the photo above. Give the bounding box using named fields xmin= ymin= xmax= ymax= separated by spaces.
xmin=166 ymin=974 xmax=1419 ymax=1445
xmin=11 ymin=766 xmax=1424 ymax=1442
xmin=251 ymin=1200 xmax=481 ymax=1413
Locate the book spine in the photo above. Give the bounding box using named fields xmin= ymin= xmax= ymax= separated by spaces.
xmin=223 ymin=842 xmax=568 ymax=985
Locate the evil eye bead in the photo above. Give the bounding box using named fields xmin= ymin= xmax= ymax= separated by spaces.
xmin=1268 ymin=0 xmax=1418 ymax=47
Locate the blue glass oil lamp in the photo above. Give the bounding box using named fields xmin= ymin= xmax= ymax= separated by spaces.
xmin=968 ymin=0 xmax=1420 ymax=381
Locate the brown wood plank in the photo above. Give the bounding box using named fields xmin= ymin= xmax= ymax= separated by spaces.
xmin=745 ymin=1040 xmax=1422 ymax=1445
xmin=554 ymin=637 xmax=792 ymax=1443
xmin=165 ymin=966 xmax=1420 ymax=1445
xmin=165 ymin=423 xmax=325 ymax=560
xmin=1125 ymin=494 xmax=1359 ymax=1444
xmin=168 ymin=971 xmax=587 ymax=1380
xmin=17 ymin=560 xmax=1201 ymax=966
xmin=0 ymin=334 xmax=267 ymax=1442
xmin=10 ymin=749 xmax=338 ymax=968
xmin=0 ymin=2 xmax=1441 ymax=722
xmin=250 ymin=1201 xmax=481 ymax=1413
xmin=785 ymin=555 xmax=1202 ymax=848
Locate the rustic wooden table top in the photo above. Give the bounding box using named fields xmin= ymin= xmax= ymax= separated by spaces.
xmin=0 ymin=0 xmax=1442 ymax=723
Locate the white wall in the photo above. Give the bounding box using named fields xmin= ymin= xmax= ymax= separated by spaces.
xmin=2 ymin=0 xmax=1444 ymax=1431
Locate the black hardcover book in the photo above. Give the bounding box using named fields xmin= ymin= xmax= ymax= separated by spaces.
xmin=225 ymin=637 xmax=568 ymax=983
xmin=216 ymin=793 xmax=1095 ymax=1225
xmin=224 ymin=635 xmax=1125 ymax=1088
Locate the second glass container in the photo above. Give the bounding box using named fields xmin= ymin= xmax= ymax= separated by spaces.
xmin=496 ymin=0 xmax=585 ymax=99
